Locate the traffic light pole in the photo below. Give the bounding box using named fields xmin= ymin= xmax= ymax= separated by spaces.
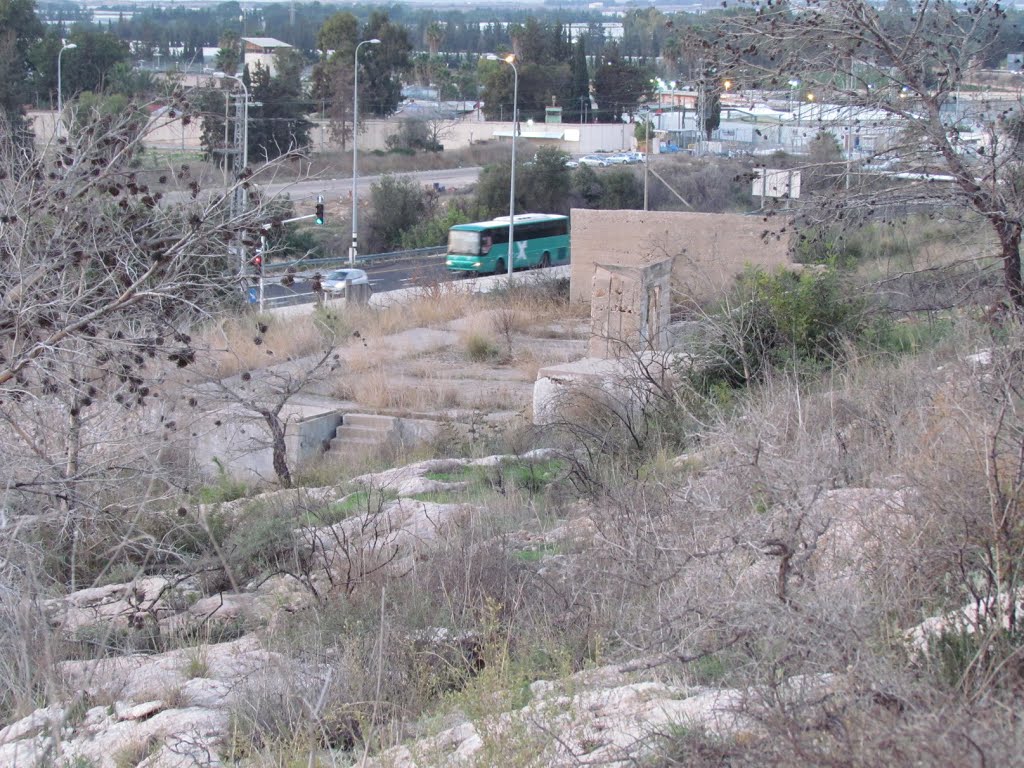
xmin=252 ymin=197 xmax=327 ymax=311
xmin=258 ymin=234 xmax=267 ymax=312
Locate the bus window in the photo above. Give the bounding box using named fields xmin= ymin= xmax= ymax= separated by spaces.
xmin=481 ymin=235 xmax=492 ymax=254
xmin=448 ymin=229 xmax=481 ymax=255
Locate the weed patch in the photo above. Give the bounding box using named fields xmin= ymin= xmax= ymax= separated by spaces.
xmin=512 ymin=544 xmax=560 ymax=562
xmin=307 ymin=488 xmax=398 ymax=525
xmin=193 ymin=461 xmax=249 ymax=505
xmin=464 ymin=331 xmax=500 ymax=362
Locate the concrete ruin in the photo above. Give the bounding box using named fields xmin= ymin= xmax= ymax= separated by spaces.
xmin=535 ymin=258 xmax=679 ymax=426
xmin=191 ymin=402 xmax=344 ymax=485
xmin=535 ymin=209 xmax=791 ymax=426
xmin=568 ymin=208 xmax=791 ymax=306
xmin=589 ymin=258 xmax=673 ymax=359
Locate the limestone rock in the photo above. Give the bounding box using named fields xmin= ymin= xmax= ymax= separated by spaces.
xmin=364 ymin=662 xmax=761 ymax=768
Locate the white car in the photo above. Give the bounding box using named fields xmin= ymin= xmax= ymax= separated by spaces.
xmin=578 ymin=155 xmax=609 ymax=167
xmin=321 ymin=268 xmax=370 ymax=293
xmin=604 ymin=153 xmax=632 ymax=165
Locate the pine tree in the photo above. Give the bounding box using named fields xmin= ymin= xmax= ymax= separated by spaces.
xmin=568 ymin=37 xmax=589 ymax=124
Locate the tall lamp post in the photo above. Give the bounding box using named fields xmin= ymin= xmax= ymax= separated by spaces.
xmin=57 ymin=42 xmax=77 ymax=136
xmin=351 ymin=38 xmax=381 ymax=266
xmin=486 ymin=53 xmax=518 ymax=278
xmin=641 ymin=108 xmax=650 ymax=211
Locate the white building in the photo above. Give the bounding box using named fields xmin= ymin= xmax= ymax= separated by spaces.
xmin=242 ymin=37 xmax=292 ymax=78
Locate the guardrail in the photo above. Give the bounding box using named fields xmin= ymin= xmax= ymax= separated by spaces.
xmin=262 ymin=245 xmax=446 ymax=275
xmin=246 ymin=286 xmax=357 ymax=310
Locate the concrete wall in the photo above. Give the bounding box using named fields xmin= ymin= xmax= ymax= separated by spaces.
xmin=192 ymin=404 xmax=343 ymax=484
xmin=568 ymin=208 xmax=792 ymax=306
xmin=325 ymin=118 xmax=638 ymax=155
xmin=29 ymin=110 xmax=204 ymax=151
xmin=30 ymin=108 xmax=641 ymax=156
xmin=288 ymin=410 xmax=348 ymax=468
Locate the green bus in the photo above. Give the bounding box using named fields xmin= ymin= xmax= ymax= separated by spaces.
xmin=446 ymin=214 xmax=570 ymax=275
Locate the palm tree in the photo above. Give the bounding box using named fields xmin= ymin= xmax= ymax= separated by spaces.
xmin=425 ymin=22 xmax=444 ymax=57
xmin=661 ymin=34 xmax=682 ymax=79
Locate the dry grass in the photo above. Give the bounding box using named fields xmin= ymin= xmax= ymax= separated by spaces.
xmin=336 ymin=364 xmax=470 ymax=412
xmin=258 ymin=141 xmax=513 ymax=183
xmin=197 ymin=313 xmax=334 ymax=379
xmin=345 ymin=367 xmax=412 ymax=410
xmin=372 ymin=287 xmax=478 ymax=335
xmin=196 ymin=275 xmax=583 ymax=382
xmin=515 ymin=348 xmax=544 ymax=381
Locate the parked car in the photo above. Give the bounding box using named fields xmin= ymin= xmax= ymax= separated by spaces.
xmin=623 ymin=151 xmax=646 ymax=163
xmin=578 ymin=154 xmax=609 ymax=167
xmin=604 ymin=153 xmax=632 ymax=165
xmin=564 ymin=158 xmax=579 ymax=168
xmin=321 ymin=268 xmax=370 ymax=293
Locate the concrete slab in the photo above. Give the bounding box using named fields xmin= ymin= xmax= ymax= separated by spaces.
xmin=533 ymin=354 xmax=683 ymax=426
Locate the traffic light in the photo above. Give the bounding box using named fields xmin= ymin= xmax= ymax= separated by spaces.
xmin=315 ymin=195 xmax=325 ymax=225
xmin=250 ymin=254 xmax=263 ymax=275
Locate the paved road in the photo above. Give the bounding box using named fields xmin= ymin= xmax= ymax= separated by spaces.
xmin=165 ymin=166 xmax=482 ymax=206
xmin=257 ymin=252 xmax=453 ymax=306
xmin=261 ymin=166 xmax=482 ymax=204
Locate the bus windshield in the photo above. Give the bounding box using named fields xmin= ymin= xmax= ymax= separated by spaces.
xmin=448 ymin=230 xmax=480 ymax=255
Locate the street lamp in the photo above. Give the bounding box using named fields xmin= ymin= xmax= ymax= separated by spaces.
xmin=57 ymin=42 xmax=77 ymax=136
xmin=351 ymin=38 xmax=381 ymax=266
xmin=486 ymin=53 xmax=518 ymax=278
xmin=640 ymin=108 xmax=651 ymax=211
xmin=787 ymin=79 xmax=801 ymax=148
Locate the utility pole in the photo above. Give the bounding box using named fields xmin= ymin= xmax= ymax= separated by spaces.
xmin=642 ymin=109 xmax=650 ymax=211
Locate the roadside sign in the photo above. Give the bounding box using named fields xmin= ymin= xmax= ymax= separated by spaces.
xmin=247 ymin=287 xmax=258 ymax=304
xmin=752 ymin=168 xmax=801 ymax=199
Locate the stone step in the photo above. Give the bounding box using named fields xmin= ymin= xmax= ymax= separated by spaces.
xmin=334 ymin=424 xmax=390 ymax=443
xmin=326 ymin=413 xmax=396 ymax=455
xmin=329 ymin=435 xmax=386 ymax=452
xmin=343 ymin=413 xmax=398 ymax=430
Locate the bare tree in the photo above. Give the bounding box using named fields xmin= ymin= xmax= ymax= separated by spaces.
xmin=0 ymin=98 xmax=273 ymax=524
xmin=709 ymin=0 xmax=1024 ymax=307
xmin=203 ymin=343 xmax=342 ymax=488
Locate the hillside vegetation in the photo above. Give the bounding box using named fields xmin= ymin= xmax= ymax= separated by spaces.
xmin=1 ymin=225 xmax=1022 ymax=765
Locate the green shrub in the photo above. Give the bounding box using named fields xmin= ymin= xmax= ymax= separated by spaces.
xmin=194 ymin=460 xmax=249 ymax=505
xmin=690 ymin=266 xmax=868 ymax=392
xmin=464 ymin=332 xmax=499 ymax=362
xmin=929 ymin=626 xmax=1024 ymax=694
xmin=222 ymin=507 xmax=298 ymax=583
xmin=862 ymin=314 xmax=955 ymax=356
xmin=400 ymin=199 xmax=480 ymax=249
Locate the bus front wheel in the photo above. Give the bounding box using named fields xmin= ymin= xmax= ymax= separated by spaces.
xmin=494 ymin=259 xmax=505 ymax=275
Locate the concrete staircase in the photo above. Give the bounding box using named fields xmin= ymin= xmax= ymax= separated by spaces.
xmin=329 ymin=413 xmax=397 ymax=454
